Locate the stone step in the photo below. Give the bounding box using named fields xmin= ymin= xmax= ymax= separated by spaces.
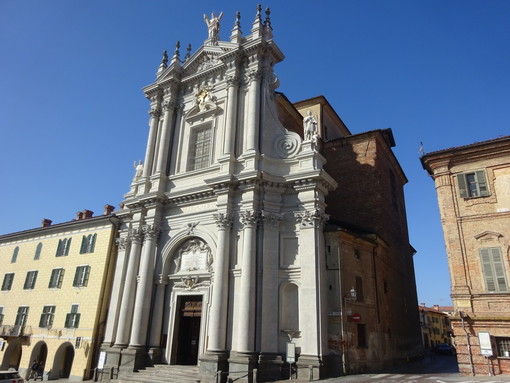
xmin=119 ymin=364 xmax=201 ymax=383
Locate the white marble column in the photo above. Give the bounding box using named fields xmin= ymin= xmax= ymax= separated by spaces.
xmin=236 ymin=210 xmax=259 ymax=352
xmin=148 ymin=274 xmax=169 ymax=347
xmin=207 ymin=213 xmax=233 ymax=351
xmin=103 ymin=236 xmax=130 ymax=346
xmin=114 ymin=228 xmax=144 ymax=347
xmin=296 ymin=209 xmax=329 ymax=357
xmin=259 ymin=212 xmax=282 ymax=353
xmin=142 ymin=107 xmax=161 ymax=178
xmin=245 ymin=71 xmax=261 ymax=153
xmin=129 ymin=224 xmax=160 ymax=347
xmin=224 ymin=76 xmax=239 ymax=156
xmin=155 ymin=101 xmax=175 ymax=174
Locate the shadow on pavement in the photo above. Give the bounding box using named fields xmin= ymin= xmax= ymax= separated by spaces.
xmin=384 ymin=354 xmax=460 ymax=374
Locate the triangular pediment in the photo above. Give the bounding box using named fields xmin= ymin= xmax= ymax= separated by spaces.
xmin=182 ymin=42 xmax=238 ymax=78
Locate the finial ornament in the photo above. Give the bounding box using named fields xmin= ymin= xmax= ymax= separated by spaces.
xmin=185 ymin=43 xmax=192 ymax=61
xmin=235 ymin=11 xmax=241 ymax=27
xmin=161 ymin=50 xmax=168 ymax=67
xmin=256 ymin=4 xmax=262 ymax=22
xmin=204 ymin=11 xmax=223 ymax=45
xmin=264 ymin=7 xmax=271 ymax=27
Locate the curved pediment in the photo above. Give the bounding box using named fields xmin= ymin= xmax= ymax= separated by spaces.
xmin=475 ymin=231 xmax=503 ymax=243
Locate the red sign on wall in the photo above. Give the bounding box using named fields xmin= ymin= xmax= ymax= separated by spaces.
xmin=351 ymin=313 xmax=361 ymax=322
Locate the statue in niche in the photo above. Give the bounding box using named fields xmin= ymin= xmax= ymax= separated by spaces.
xmin=204 ymin=12 xmax=223 ymax=42
xmin=132 ymin=160 xmax=143 ymax=181
xmin=303 ymin=111 xmax=318 ymax=141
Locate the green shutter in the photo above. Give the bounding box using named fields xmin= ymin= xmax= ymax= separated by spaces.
xmin=74 ymin=313 xmax=81 ymax=328
xmin=491 ymin=248 xmax=507 ymax=292
xmin=24 ymin=273 xmax=30 ymax=289
xmin=73 ymin=268 xmax=79 ymax=287
xmin=80 ymin=236 xmax=86 ymax=254
xmin=65 ymin=313 xmax=71 ymax=328
xmin=90 ymin=234 xmax=97 ymax=253
xmin=65 ymin=238 xmax=72 ymax=256
xmin=481 ymin=248 xmax=496 ymax=292
xmin=83 ymin=266 xmax=90 ymax=286
xmin=457 ymin=174 xmax=468 ymax=198
xmin=56 ymin=240 xmax=63 ymax=256
xmin=58 ymin=269 xmax=65 ymax=288
xmin=49 ymin=269 xmax=56 ymax=288
xmin=476 ymin=170 xmax=489 ymax=196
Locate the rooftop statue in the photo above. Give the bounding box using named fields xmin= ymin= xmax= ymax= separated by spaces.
xmin=204 ymin=12 xmax=223 ymax=43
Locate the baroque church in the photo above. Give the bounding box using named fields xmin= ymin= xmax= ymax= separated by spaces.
xmin=102 ymin=6 xmax=421 ymax=382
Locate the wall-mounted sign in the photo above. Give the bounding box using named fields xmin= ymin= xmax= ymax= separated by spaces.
xmin=286 ymin=342 xmax=296 ymax=363
xmin=478 ymin=331 xmax=493 ymax=357
xmin=351 ymin=313 xmax=361 ymax=322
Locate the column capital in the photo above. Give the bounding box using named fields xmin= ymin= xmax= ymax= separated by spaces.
xmin=148 ymin=107 xmax=161 ymax=118
xmin=129 ymin=227 xmax=145 ymax=243
xmin=213 ymin=212 xmax=233 ymax=229
xmin=240 ymin=210 xmax=260 ymax=227
xmin=296 ymin=209 xmax=329 ymax=229
xmin=227 ymin=75 xmax=240 ymax=87
xmin=261 ymin=211 xmax=282 ymax=227
xmin=162 ymin=100 xmax=176 ymax=112
xmin=116 ymin=236 xmax=131 ymax=250
xmin=143 ymin=224 xmax=161 ymax=241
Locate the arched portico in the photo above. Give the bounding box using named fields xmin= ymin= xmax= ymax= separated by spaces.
xmin=0 ymin=339 xmax=22 ymax=370
xmin=50 ymin=342 xmax=74 ymax=380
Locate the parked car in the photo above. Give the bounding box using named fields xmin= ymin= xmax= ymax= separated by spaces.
xmin=436 ymin=343 xmax=456 ymax=355
xmin=0 ymin=370 xmax=24 ymax=383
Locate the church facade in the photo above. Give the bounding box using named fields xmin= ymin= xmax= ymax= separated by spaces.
xmin=102 ymin=7 xmax=421 ymax=382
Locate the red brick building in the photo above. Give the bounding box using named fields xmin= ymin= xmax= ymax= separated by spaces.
xmin=421 ymin=136 xmax=510 ymax=376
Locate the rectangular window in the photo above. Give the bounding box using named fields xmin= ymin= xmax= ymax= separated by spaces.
xmin=480 ymin=247 xmax=508 ymax=292
xmin=1 ymin=273 xmax=15 ymax=291
xmin=457 ymin=170 xmax=489 ymax=198
xmin=187 ymin=125 xmax=212 ymax=170
xmin=23 ymin=270 xmax=38 ymax=290
xmin=496 ymin=337 xmax=510 ymax=357
xmin=39 ymin=305 xmax=55 ymax=328
xmin=357 ymin=323 xmax=367 ymax=348
xmin=34 ymin=243 xmax=43 ymax=260
xmin=80 ymin=234 xmax=97 ymax=254
xmin=11 ymin=247 xmax=19 ymax=263
xmin=15 ymin=306 xmax=29 ymax=327
xmin=65 ymin=304 xmax=80 ymax=328
xmin=56 ymin=238 xmax=72 ymax=257
xmin=0 ymin=307 xmax=4 ymax=326
xmin=73 ymin=266 xmax=90 ymax=287
xmin=48 ymin=268 xmax=65 ymax=289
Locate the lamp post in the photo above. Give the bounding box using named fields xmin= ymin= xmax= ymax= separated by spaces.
xmin=340 ymin=287 xmax=357 ymax=375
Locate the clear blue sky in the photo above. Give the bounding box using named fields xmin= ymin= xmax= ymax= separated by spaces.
xmin=1 ymin=1 xmax=509 ymax=307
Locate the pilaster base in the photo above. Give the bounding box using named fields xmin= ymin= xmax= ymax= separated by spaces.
xmin=199 ymin=350 xmax=229 ymax=383
xmin=147 ymin=347 xmax=162 ymax=366
xmin=102 ymin=346 xmax=122 ymax=370
xmin=296 ymin=354 xmax=324 ymax=381
xmin=228 ymin=351 xmax=258 ymax=383
xmin=258 ymin=353 xmax=283 ymax=382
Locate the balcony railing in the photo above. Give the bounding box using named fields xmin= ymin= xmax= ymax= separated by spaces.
xmin=0 ymin=324 xmax=32 ymax=337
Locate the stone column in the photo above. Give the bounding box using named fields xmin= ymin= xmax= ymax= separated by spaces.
xmin=155 ymin=101 xmax=175 ymax=174
xmin=129 ymin=224 xmax=160 ymax=347
xmin=142 ymin=107 xmax=161 ymax=178
xmin=295 ymin=208 xmax=328 ymax=380
xmin=103 ymin=236 xmax=130 ymax=346
xmin=245 ymin=70 xmax=261 ymax=153
xmin=224 ymin=76 xmax=239 ymax=156
xmin=236 ymin=210 xmax=259 ymax=352
xmin=207 ymin=213 xmax=233 ymax=351
xmin=114 ymin=228 xmax=144 ymax=347
xmin=148 ymin=274 xmax=168 ymax=364
xmin=258 ymin=212 xmax=283 ymax=380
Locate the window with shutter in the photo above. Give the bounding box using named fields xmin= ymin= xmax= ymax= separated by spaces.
xmin=1 ymin=273 xmax=15 ymax=291
xmin=457 ymin=170 xmax=490 ymax=198
xmin=23 ymin=271 xmax=38 ymax=290
xmin=34 ymin=243 xmax=42 ymax=260
xmin=11 ymin=247 xmax=19 ymax=263
xmin=39 ymin=305 xmax=55 ymax=328
xmin=56 ymin=238 xmax=72 ymax=257
xmin=15 ymin=306 xmax=29 ymax=327
xmin=80 ymin=234 xmax=97 ymax=254
xmin=73 ymin=266 xmax=90 ymax=287
xmin=480 ymin=247 xmax=508 ymax=292
xmin=49 ymin=268 xmax=64 ymax=289
xmin=65 ymin=304 xmax=80 ymax=328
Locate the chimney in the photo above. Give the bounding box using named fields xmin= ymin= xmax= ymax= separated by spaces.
xmin=41 ymin=219 xmax=52 ymax=227
xmin=433 ymin=305 xmax=440 ymax=311
xmin=103 ymin=204 xmax=115 ymax=215
xmin=76 ymin=210 xmax=94 ymax=220
xmin=420 ymin=303 xmax=426 ymax=307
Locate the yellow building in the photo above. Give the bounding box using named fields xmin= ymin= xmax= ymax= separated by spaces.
xmin=0 ymin=207 xmax=119 ymax=381
xmin=418 ymin=304 xmax=452 ymax=350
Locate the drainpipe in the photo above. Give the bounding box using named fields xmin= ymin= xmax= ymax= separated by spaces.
xmin=459 ymin=311 xmax=475 ymax=376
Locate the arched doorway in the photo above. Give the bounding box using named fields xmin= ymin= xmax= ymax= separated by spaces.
xmin=50 ymin=342 xmax=74 ymax=379
xmin=0 ymin=339 xmax=22 ymax=370
xmin=28 ymin=341 xmax=48 ymax=375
